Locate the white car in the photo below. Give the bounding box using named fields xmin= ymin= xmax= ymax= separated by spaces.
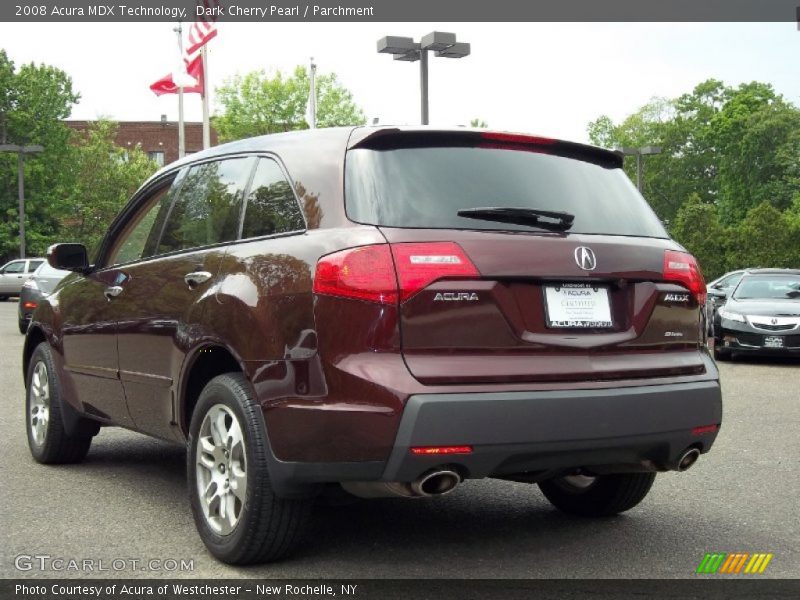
xmin=0 ymin=258 xmax=45 ymax=300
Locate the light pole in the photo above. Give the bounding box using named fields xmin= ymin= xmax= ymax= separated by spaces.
xmin=377 ymin=32 xmax=471 ymax=125
xmin=0 ymin=143 xmax=44 ymax=258
xmin=618 ymin=146 xmax=662 ymax=192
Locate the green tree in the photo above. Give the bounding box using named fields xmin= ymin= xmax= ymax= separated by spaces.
xmin=670 ymin=194 xmax=730 ymax=280
xmin=712 ymin=84 xmax=800 ymax=222
xmin=728 ymin=202 xmax=800 ymax=269
xmin=213 ymin=66 xmax=365 ymax=142
xmin=469 ymin=118 xmax=488 ymax=128
xmin=0 ymin=49 xmax=79 ymax=260
xmin=61 ymin=121 xmax=158 ymax=253
xmin=587 ymin=79 xmax=800 ymax=246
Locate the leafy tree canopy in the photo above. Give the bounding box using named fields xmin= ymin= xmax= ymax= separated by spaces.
xmin=213 ymin=66 xmax=366 ymax=142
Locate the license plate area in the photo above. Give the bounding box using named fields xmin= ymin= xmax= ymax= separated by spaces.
xmin=763 ymin=336 xmax=784 ymax=348
xmin=544 ymin=283 xmax=613 ymax=329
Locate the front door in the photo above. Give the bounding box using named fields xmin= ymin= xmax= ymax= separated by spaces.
xmin=60 ymin=172 xmax=185 ymax=426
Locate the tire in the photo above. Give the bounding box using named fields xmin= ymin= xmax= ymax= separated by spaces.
xmin=19 ymin=318 xmax=28 ymax=335
xmin=713 ymin=341 xmax=731 ymax=361
xmin=187 ymin=373 xmax=313 ymax=564
xmin=538 ymin=472 xmax=656 ymax=517
xmin=26 ymin=342 xmax=93 ymax=464
xmin=0 ymin=295 xmax=8 ymax=302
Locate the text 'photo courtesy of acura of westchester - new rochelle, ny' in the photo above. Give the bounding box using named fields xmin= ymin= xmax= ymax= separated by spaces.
xmin=22 ymin=127 xmax=722 ymax=565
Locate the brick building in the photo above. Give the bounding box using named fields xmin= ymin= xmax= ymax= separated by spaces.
xmin=65 ymin=117 xmax=219 ymax=166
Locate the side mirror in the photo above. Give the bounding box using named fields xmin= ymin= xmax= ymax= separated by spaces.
xmin=47 ymin=243 xmax=90 ymax=273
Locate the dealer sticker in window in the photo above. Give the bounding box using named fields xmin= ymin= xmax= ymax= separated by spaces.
xmin=544 ymin=283 xmax=613 ymax=328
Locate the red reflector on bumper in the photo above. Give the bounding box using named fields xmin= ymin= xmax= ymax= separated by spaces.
xmin=691 ymin=424 xmax=719 ymax=436
xmin=23 ymin=302 xmax=37 ymax=309
xmin=410 ymin=446 xmax=473 ymax=455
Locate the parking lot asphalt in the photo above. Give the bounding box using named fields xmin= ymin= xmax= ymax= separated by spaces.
xmin=0 ymin=301 xmax=798 ymax=580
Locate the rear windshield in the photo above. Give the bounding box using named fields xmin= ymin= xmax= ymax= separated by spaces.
xmin=345 ymin=146 xmax=668 ymax=238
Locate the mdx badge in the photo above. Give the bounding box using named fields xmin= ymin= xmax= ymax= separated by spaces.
xmin=434 ymin=292 xmax=479 ymax=302
xmin=664 ymin=293 xmax=690 ymax=303
xmin=574 ymin=246 xmax=597 ymax=271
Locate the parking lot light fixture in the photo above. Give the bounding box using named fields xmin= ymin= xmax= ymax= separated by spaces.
xmin=618 ymin=145 xmax=662 ymax=192
xmin=0 ymin=143 xmax=44 ymax=258
xmin=377 ymin=31 xmax=471 ymax=125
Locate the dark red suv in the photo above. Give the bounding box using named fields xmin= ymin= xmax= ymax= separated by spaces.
xmin=24 ymin=127 xmax=722 ymax=564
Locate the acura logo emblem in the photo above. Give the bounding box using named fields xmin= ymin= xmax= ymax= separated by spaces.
xmin=771 ymin=318 xmax=778 ymax=325
xmin=574 ymin=246 xmax=597 ymax=271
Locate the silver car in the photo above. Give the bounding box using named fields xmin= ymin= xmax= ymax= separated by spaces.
xmin=0 ymin=258 xmax=45 ymax=300
xmin=17 ymin=262 xmax=71 ymax=333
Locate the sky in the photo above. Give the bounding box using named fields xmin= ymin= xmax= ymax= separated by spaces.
xmin=0 ymin=21 xmax=798 ymax=143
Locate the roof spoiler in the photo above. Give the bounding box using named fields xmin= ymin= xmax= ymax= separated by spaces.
xmin=348 ymin=128 xmax=623 ymax=169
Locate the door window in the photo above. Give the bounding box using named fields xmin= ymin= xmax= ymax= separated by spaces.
xmin=242 ymin=158 xmax=305 ymax=239
xmin=27 ymin=260 xmax=44 ymax=272
xmin=3 ymin=261 xmax=25 ymax=274
xmin=108 ymin=178 xmax=178 ymax=266
xmin=157 ymin=157 xmax=255 ymax=254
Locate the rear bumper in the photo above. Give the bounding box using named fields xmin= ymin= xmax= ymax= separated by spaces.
xmin=381 ymin=380 xmax=722 ymax=481
xmin=266 ymin=377 xmax=722 ymax=495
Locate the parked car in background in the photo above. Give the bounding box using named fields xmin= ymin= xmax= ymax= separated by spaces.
xmin=705 ymin=269 xmax=746 ymax=334
xmin=23 ymin=127 xmax=722 ymax=565
xmin=713 ymin=268 xmax=800 ymax=360
xmin=0 ymin=258 xmax=45 ymax=300
xmin=18 ymin=262 xmax=71 ymax=334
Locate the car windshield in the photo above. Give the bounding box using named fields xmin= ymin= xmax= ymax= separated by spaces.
xmin=345 ymin=146 xmax=669 ymax=238
xmin=732 ymin=274 xmax=800 ymax=300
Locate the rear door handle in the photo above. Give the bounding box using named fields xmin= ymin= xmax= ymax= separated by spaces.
xmin=184 ymin=271 xmax=212 ymax=288
xmin=104 ymin=285 xmax=123 ymax=300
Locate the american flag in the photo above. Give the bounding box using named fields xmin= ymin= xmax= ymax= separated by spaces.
xmin=186 ymin=0 xmax=220 ymax=56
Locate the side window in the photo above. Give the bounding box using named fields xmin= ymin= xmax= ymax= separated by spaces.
xmin=158 ymin=157 xmax=255 ymax=254
xmin=718 ymin=273 xmax=742 ymax=289
xmin=27 ymin=260 xmax=44 ymax=272
xmin=3 ymin=261 xmax=25 ymax=274
xmin=242 ymin=158 xmax=305 ymax=239
xmin=109 ymin=178 xmax=178 ymax=266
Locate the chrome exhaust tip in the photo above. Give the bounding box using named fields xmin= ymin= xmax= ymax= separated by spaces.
xmin=411 ymin=469 xmax=462 ymax=497
xmin=677 ymin=448 xmax=701 ymax=472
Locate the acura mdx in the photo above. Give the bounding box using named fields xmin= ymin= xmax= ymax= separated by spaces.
xmin=23 ymin=127 xmax=722 ymax=564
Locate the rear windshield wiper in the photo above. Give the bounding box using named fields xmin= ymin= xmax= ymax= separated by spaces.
xmin=457 ymin=207 xmax=575 ymax=231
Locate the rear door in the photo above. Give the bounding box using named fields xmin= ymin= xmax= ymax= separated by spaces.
xmin=345 ymin=132 xmax=707 ymax=384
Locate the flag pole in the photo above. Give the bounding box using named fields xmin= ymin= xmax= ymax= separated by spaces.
xmin=201 ymin=44 xmax=211 ymax=149
xmin=309 ymin=57 xmax=316 ymax=129
xmin=174 ymin=23 xmax=186 ymax=159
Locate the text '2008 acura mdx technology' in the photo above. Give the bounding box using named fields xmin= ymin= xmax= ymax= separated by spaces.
xmin=23 ymin=127 xmax=722 ymax=564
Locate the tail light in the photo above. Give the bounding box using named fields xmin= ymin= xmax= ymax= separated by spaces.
xmin=390 ymin=242 xmax=479 ymax=302
xmin=663 ymin=250 xmax=706 ymax=305
xmin=313 ymin=242 xmax=479 ymax=305
xmin=313 ymin=244 xmax=398 ymax=304
xmin=23 ymin=301 xmax=38 ymax=310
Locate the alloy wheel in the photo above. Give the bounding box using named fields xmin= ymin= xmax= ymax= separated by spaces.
xmin=195 ymin=404 xmax=247 ymax=535
xmin=29 ymin=361 xmax=50 ymax=446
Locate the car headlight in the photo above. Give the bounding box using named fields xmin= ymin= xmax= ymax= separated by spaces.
xmin=718 ymin=307 xmax=746 ymax=323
